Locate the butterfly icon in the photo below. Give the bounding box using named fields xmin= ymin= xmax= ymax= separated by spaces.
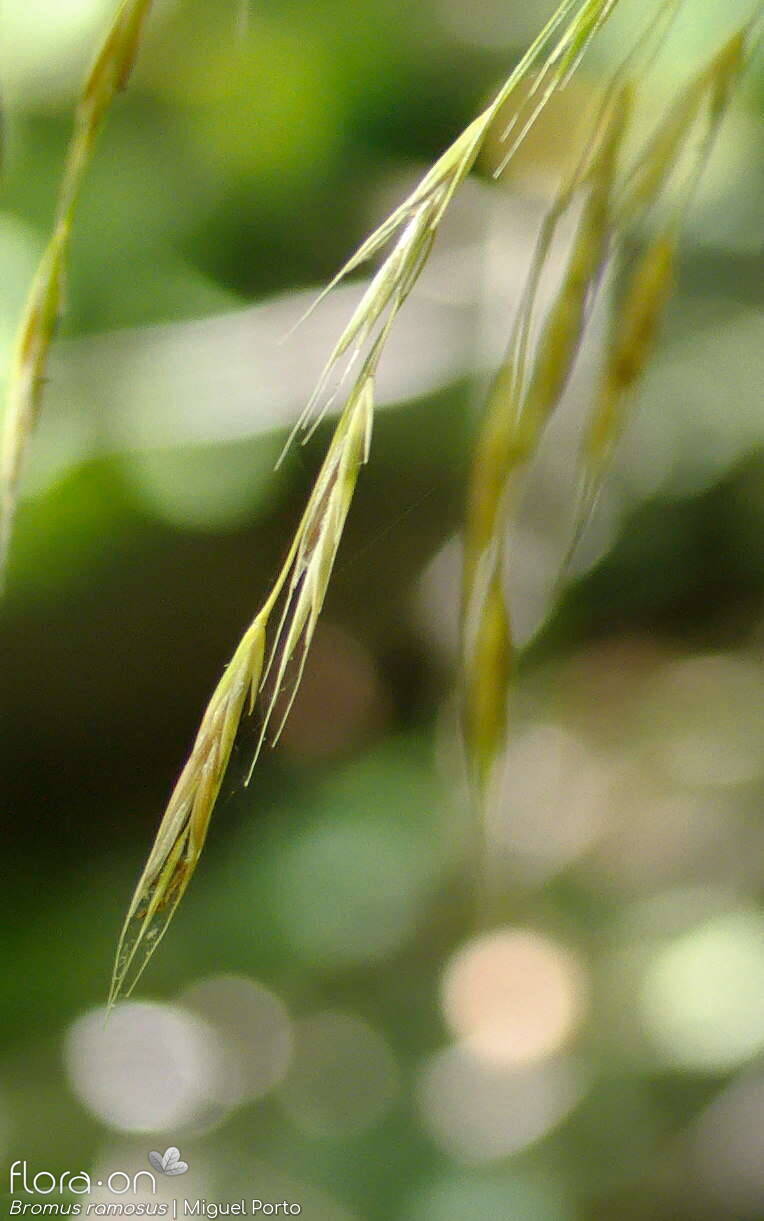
xmin=148 ymin=1148 xmax=189 ymax=1176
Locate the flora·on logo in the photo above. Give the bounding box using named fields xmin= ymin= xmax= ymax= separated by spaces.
xmin=147 ymin=1149 xmax=188 ymax=1177
xmin=9 ymin=1162 xmax=157 ymax=1196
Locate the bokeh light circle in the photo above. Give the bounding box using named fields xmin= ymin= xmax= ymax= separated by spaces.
xmin=64 ymin=1001 xmax=227 ymax=1132
xmin=640 ymin=910 xmax=764 ymax=1071
xmin=181 ymin=975 xmax=293 ymax=1106
xmin=441 ymin=928 xmax=587 ymax=1066
xmin=417 ymin=1045 xmax=584 ymax=1163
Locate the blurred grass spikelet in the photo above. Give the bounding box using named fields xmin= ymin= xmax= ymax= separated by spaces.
xmin=584 ymin=231 xmax=676 ymax=476
xmin=0 ymin=0 xmax=154 ymax=586
xmin=459 ymin=5 xmax=761 ymax=805
xmin=566 ymin=18 xmax=761 ymax=558
xmin=519 ymin=84 xmax=631 ymax=440
xmin=616 ymin=29 xmax=749 ymax=224
xmin=461 ymin=360 xmax=519 ymax=796
xmin=460 ymin=84 xmax=631 ymax=801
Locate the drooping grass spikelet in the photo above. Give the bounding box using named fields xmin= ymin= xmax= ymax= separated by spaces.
xmin=518 ymin=85 xmax=631 ymax=440
xmin=461 ymin=361 xmax=520 ymax=798
xmin=584 ymin=230 xmax=676 ymax=477
xmin=459 ymin=10 xmax=642 ymax=803
xmin=109 ymin=356 xmax=378 ymax=1007
xmin=283 ymin=204 xmax=436 ymax=452
xmin=463 ymin=569 xmax=513 ymax=799
xmin=503 ymin=0 xmax=684 ymax=399
xmin=459 ymin=5 xmax=761 ymax=797
xmin=0 ymin=0 xmax=154 ymax=587
xmin=261 ymin=374 xmax=376 ymax=754
xmin=108 ymin=618 xmax=266 ymax=1007
xmin=459 ymin=84 xmax=630 ymax=800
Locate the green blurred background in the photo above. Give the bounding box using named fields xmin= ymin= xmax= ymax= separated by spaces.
xmin=2 ymin=1 xmax=764 ymax=1218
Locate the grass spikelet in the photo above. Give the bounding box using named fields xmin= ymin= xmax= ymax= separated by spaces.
xmin=285 ymin=206 xmax=436 ymax=450
xmin=492 ymin=0 xmax=621 ymax=177
xmin=263 ymin=375 xmax=376 ymax=751
xmin=461 ymin=360 xmax=520 ymax=797
xmin=108 ymin=618 xmax=266 ymax=1007
xmin=463 ymin=568 xmax=513 ymax=798
xmin=518 ymin=84 xmax=631 ymax=442
xmin=565 ymin=12 xmax=761 ymax=569
xmin=458 ymin=5 xmax=761 ymax=797
xmin=458 ymin=73 xmax=636 ymax=803
xmin=456 ymin=86 xmax=629 ymax=799
xmin=109 ymin=367 xmax=377 ymax=1008
xmin=458 ymin=62 xmax=629 ymax=792
xmin=0 ymin=0 xmax=154 ymax=587
xmin=584 ymin=230 xmax=676 ymax=476
xmin=503 ymin=0 xmax=683 ymax=376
